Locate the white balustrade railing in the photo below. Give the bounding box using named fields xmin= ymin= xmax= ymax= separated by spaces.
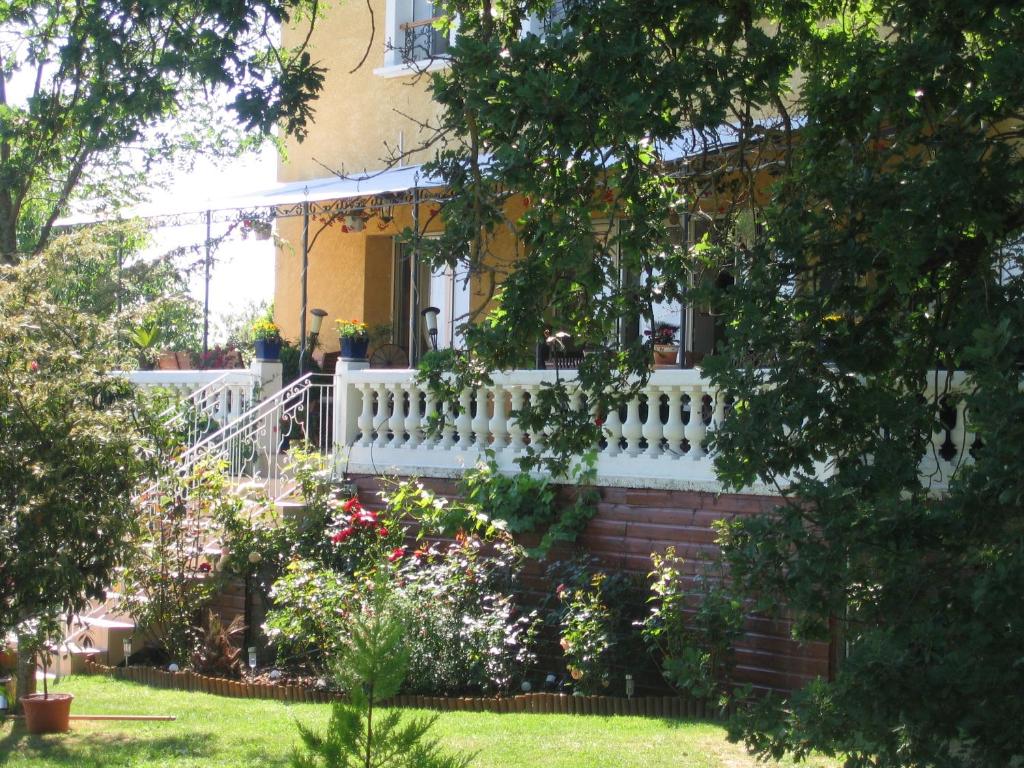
xmin=333 ymin=362 xmax=980 ymax=493
xmin=333 ymin=363 xmax=736 ymax=491
xmin=114 ymin=369 xmax=259 ymax=440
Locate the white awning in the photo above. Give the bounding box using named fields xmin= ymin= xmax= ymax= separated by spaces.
xmin=57 ymin=117 xmax=804 ymax=227
xmin=56 ymin=162 xmax=445 ymax=227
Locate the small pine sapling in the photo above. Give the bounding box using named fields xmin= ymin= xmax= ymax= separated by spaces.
xmin=291 ymin=576 xmax=471 ymax=768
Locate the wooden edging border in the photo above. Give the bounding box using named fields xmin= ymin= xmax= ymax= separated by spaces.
xmin=82 ymin=660 xmax=722 ymax=719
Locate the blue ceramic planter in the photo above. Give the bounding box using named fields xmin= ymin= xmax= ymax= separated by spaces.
xmin=253 ymin=339 xmax=281 ymax=361
xmin=340 ymin=336 xmax=369 ymax=360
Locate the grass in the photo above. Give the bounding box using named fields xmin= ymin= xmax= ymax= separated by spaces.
xmin=0 ymin=676 xmax=840 ymax=767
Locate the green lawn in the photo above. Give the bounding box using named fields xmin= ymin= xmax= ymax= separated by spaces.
xmin=0 ymin=677 xmax=838 ymax=767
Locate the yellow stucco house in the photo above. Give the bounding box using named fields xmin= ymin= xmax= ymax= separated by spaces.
xmin=270 ymin=0 xmax=763 ymax=367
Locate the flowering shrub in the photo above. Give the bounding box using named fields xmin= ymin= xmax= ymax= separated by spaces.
xmin=335 ymin=318 xmax=369 ymax=338
xmin=546 ymin=557 xmax=648 ymax=695
xmin=394 ymin=532 xmax=538 ymax=695
xmin=261 ymin=475 xmax=538 ymax=692
xmin=264 ymin=560 xmax=355 ymax=668
xmin=640 ymin=547 xmax=744 ymax=701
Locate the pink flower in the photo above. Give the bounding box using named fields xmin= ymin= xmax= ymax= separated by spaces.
xmin=28 ymin=360 xmax=39 ymax=373
xmin=388 ymin=546 xmax=407 ymax=562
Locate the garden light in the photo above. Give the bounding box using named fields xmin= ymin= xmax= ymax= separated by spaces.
xmin=421 ymin=306 xmax=440 ymax=350
xmin=625 ymin=674 xmax=635 ymax=700
xmin=122 ymin=637 xmax=132 ymax=666
xmin=310 ymin=307 xmax=327 ymax=336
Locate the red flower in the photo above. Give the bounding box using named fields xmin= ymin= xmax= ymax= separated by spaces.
xmin=594 ymin=417 xmax=604 ymax=427
xmin=331 ymin=527 xmax=355 ymax=544
xmin=412 ymin=549 xmax=426 ymax=560
xmin=351 ymin=510 xmax=378 ymax=528
xmin=388 ymin=546 xmax=407 ymax=562
xmin=377 ymin=527 xmax=389 ymax=537
xmin=198 ymin=562 xmax=212 ymax=573
xmin=342 ymin=497 xmax=361 ymax=513
xmin=28 ymin=360 xmax=39 ymax=373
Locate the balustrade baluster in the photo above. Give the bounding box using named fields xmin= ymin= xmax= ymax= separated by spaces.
xmin=508 ymin=386 xmax=526 ymax=451
xmin=524 ymin=386 xmax=544 ymax=451
xmin=603 ymin=402 xmax=623 ymax=457
xmin=642 ymin=386 xmax=664 ymax=458
xmin=621 ymin=396 xmax=643 ymax=456
xmin=489 ymin=385 xmax=509 ymax=452
xmin=404 ymin=381 xmax=422 ymax=449
xmin=388 ymin=383 xmax=407 ymax=447
xmin=455 ymin=388 xmax=474 ymax=449
xmin=357 ymin=384 xmax=375 ymax=447
xmin=471 ymin=388 xmax=491 ymax=448
xmin=684 ymin=385 xmax=707 ymax=460
xmin=373 ymin=383 xmax=391 ymax=448
xmin=662 ymin=386 xmax=684 ymax=458
xmin=422 ymin=388 xmax=438 ymax=448
xmin=440 ymin=395 xmax=457 ymax=449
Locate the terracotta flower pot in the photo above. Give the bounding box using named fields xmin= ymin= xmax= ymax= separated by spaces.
xmin=21 ymin=693 xmax=74 ymax=734
xmin=653 ymin=344 xmax=679 ymax=366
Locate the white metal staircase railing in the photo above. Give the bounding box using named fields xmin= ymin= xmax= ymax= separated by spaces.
xmin=170 ymin=373 xmax=335 ymax=501
xmin=116 ymin=369 xmax=260 ymax=446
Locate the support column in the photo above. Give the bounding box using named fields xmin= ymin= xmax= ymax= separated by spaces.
xmin=333 ymin=358 xmax=370 ymax=474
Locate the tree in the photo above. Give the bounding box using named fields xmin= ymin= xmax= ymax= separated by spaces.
xmin=421 ymin=1 xmax=1024 ymax=765
xmin=0 ymin=233 xmax=156 ymax=700
xmin=0 ymin=0 xmax=325 ymax=262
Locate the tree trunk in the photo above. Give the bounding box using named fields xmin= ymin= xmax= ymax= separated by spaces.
xmin=13 ymin=632 xmax=35 ymax=713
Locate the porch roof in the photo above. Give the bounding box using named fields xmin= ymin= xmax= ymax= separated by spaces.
xmin=57 ymin=116 xmax=804 ymax=228
xmin=56 ymin=162 xmax=446 ymax=227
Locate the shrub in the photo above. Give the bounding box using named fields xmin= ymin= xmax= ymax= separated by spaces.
xmin=640 ymin=547 xmax=745 ymax=702
xmin=291 ymin=575 xmax=470 ymax=768
xmin=121 ymin=460 xmax=238 ymax=662
xmin=546 ymin=557 xmax=647 ymax=695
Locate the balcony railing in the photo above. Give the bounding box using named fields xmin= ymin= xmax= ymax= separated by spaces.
xmin=333 ymin=362 xmax=978 ymax=493
xmin=399 ymin=17 xmax=449 ymax=62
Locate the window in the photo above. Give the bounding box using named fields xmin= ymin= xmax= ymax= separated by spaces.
xmin=393 ymin=239 xmax=470 ymax=361
xmin=376 ymin=0 xmax=453 ymax=77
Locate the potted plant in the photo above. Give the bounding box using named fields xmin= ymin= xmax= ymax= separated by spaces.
xmin=18 ymin=615 xmax=74 ymax=734
xmin=252 ymin=317 xmax=283 ymax=361
xmin=336 ymin=319 xmax=370 ymax=360
xmin=646 ymin=322 xmax=680 ymax=366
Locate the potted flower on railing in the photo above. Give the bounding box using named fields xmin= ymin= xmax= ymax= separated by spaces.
xmin=336 ymin=319 xmax=370 ymax=360
xmin=646 ymin=322 xmax=680 ymax=366
xmin=252 ymin=317 xmax=283 ymax=361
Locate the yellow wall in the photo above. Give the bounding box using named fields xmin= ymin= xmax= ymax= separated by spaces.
xmin=279 ymin=0 xmax=443 ymax=181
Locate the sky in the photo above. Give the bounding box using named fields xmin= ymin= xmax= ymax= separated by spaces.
xmin=147 ymin=147 xmax=278 ymax=343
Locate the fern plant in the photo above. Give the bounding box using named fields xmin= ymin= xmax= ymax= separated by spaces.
xmin=292 ymin=575 xmax=471 ymax=768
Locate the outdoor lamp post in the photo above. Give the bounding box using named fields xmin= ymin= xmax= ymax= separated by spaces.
xmin=421 ymin=306 xmax=440 ymax=351
xmin=123 ymin=637 xmax=133 ymax=667
xmin=301 ymin=308 xmax=327 ymax=376
xmin=309 ymin=307 xmax=327 ymax=341
xmin=625 ymin=673 xmax=635 ymax=700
